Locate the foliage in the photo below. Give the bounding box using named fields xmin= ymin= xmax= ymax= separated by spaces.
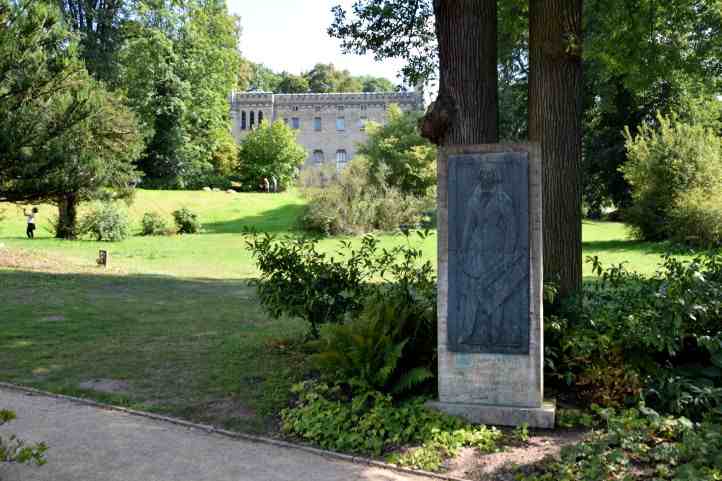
xmin=78 ymin=202 xmax=130 ymax=242
xmin=120 ymin=0 xmax=241 ymax=188
xmin=141 ymin=212 xmax=171 ymax=236
xmin=0 ymin=0 xmax=142 ymax=231
xmin=622 ymin=113 xmax=722 ymax=241
xmin=547 ymin=253 xmax=722 ymax=415
xmin=0 ymin=409 xmax=48 ymax=465
xmin=309 ymin=271 xmax=436 ymax=396
xmin=236 ymin=120 xmax=306 ymax=191
xmin=281 ymin=381 xmax=501 ymax=470
xmin=172 ymin=207 xmax=200 ymax=234
xmin=668 ymin=187 xmax=722 ymax=248
xmin=518 ymin=406 xmax=722 ymax=481
xmin=244 ymin=230 xmax=435 ymax=339
xmin=357 ymin=104 xmax=436 ymax=197
xmin=300 ymin=157 xmax=432 ymax=236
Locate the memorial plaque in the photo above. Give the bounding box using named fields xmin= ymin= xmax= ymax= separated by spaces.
xmin=447 ymin=152 xmax=530 ymax=354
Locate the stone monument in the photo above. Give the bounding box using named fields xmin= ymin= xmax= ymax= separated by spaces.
xmin=428 ymin=144 xmax=555 ymax=428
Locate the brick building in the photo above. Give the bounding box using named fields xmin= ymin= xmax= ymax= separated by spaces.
xmin=229 ymin=91 xmax=424 ymax=169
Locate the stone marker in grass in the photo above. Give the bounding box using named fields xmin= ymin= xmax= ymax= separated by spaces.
xmin=428 ymin=144 xmax=555 ymax=429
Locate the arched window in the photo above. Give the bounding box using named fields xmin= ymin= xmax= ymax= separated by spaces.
xmin=258 ymin=111 xmax=263 ymax=124
xmin=312 ymin=150 xmax=324 ymax=166
xmin=336 ymin=150 xmax=348 ymax=171
xmin=241 ymin=111 xmax=246 ymax=130
xmin=250 ymin=111 xmax=255 ymax=128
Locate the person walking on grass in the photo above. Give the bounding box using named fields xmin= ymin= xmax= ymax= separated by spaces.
xmin=271 ymin=176 xmax=278 ymax=193
xmin=24 ymin=207 xmax=38 ymax=239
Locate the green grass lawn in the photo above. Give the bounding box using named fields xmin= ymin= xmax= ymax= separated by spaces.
xmin=0 ymin=189 xmax=691 ymax=433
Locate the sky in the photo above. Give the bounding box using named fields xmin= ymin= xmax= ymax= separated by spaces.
xmin=226 ymin=0 xmax=408 ymax=84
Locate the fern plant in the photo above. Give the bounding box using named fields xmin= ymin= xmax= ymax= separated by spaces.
xmin=310 ymin=290 xmax=435 ymax=396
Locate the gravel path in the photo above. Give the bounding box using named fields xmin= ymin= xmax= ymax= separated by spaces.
xmin=0 ymin=387 xmax=437 ymax=481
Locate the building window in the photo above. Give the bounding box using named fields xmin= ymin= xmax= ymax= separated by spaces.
xmin=360 ymin=105 xmax=368 ymax=111
xmin=250 ymin=111 xmax=255 ymax=128
xmin=359 ymin=116 xmax=368 ymax=131
xmin=258 ymin=111 xmax=263 ymax=124
xmin=292 ymin=117 xmax=300 ymax=129
xmin=293 ymin=106 xmax=299 ymax=111
xmin=313 ymin=117 xmax=322 ymax=131
xmin=283 ymin=118 xmax=289 ymax=125
xmin=315 ymin=106 xmax=322 ymax=112
xmin=336 ymin=150 xmax=348 ymax=170
xmin=312 ymin=150 xmax=324 ymax=165
xmin=337 ymin=105 xmax=345 ymax=111
xmin=336 ymin=117 xmax=345 ymax=131
xmin=241 ymin=111 xmax=246 ymax=130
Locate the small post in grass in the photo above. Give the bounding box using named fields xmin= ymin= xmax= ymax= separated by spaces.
xmin=97 ymin=250 xmax=109 ymax=268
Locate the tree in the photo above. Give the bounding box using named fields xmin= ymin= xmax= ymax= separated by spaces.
xmin=277 ymin=72 xmax=311 ymax=93
xmin=236 ymin=120 xmax=307 ymax=191
xmin=528 ymin=0 xmax=583 ymax=294
xmin=358 ymin=104 xmax=436 ymax=197
xmin=359 ymin=75 xmax=396 ymax=93
xmin=1 ymin=0 xmax=142 ymax=239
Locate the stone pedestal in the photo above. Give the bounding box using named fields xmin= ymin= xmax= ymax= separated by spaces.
xmin=428 ymin=143 xmax=555 ymax=429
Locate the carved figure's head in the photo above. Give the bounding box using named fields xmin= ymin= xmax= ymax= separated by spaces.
xmin=478 ymin=164 xmax=502 ymax=191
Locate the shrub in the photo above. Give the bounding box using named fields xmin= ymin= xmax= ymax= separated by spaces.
xmin=281 ymin=381 xmax=501 ymax=470
xmin=245 ymin=230 xmax=435 ymax=339
xmin=547 ymin=253 xmax=722 ymax=416
xmin=78 ymin=202 xmax=130 ymax=241
xmin=172 ymin=207 xmax=200 ymax=234
xmin=300 ymin=157 xmax=432 ymax=235
xmin=310 ymin=290 xmax=435 ymax=396
xmin=622 ymin=113 xmax=722 ymax=241
xmin=0 ymin=409 xmax=47 ymax=465
xmin=669 ymin=187 xmax=722 ymax=248
xmin=141 ymin=212 xmax=170 ymax=236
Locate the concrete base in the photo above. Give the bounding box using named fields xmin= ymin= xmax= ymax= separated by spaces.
xmin=426 ymin=399 xmax=556 ymax=429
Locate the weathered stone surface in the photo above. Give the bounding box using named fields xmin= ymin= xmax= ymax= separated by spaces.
xmin=447 ymin=152 xmax=530 ymax=354
xmin=426 ymin=400 xmax=556 ymax=429
xmin=431 ymin=144 xmax=552 ymax=428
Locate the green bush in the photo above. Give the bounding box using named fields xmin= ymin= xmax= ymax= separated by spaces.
xmin=310 ymin=291 xmax=435 ymax=396
xmin=622 ymin=113 xmax=722 ymax=241
xmin=547 ymin=253 xmax=722 ymax=418
xmin=172 ymin=207 xmax=200 ymax=234
xmin=141 ymin=212 xmax=170 ymax=236
xmin=78 ymin=202 xmax=130 ymax=241
xmin=299 ymin=157 xmax=433 ymax=236
xmin=518 ymin=406 xmax=722 ymax=481
xmin=245 ymin=230 xmax=435 ymax=339
xmin=669 ymin=188 xmax=722 ymax=248
xmin=0 ymin=409 xmax=47 ymax=465
xmin=281 ymin=381 xmax=501 ymax=470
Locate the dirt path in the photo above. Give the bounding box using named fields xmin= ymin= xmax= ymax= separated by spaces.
xmin=0 ymin=387 xmax=437 ymax=481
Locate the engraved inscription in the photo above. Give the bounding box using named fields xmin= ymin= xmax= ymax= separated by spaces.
xmin=448 ymin=153 xmax=530 ymax=354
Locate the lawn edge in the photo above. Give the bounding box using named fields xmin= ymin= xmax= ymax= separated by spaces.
xmin=0 ymin=381 xmax=467 ymax=481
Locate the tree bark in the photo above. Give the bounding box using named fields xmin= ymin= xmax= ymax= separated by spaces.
xmin=421 ymin=0 xmax=498 ymax=145
xmin=56 ymin=193 xmax=78 ymax=239
xmin=528 ymin=0 xmax=583 ymax=296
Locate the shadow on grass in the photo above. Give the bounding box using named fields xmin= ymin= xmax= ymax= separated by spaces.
xmin=203 ymin=203 xmax=307 ymax=234
xmin=0 ymin=269 xmax=309 ymax=435
xmin=582 ymin=238 xmax=669 ymax=254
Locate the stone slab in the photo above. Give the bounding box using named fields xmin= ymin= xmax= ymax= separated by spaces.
xmin=426 ymin=400 xmax=556 ymax=429
xmin=435 ymin=143 xmax=549 ymax=413
xmin=447 ymin=152 xmax=530 ymax=354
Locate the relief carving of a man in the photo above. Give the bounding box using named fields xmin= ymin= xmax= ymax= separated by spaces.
xmin=457 ymin=163 xmax=526 ymax=349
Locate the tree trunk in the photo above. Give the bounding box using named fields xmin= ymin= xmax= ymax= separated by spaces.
xmin=528 ymin=0 xmax=583 ymax=297
xmin=421 ymin=0 xmax=498 ymax=145
xmin=56 ymin=193 xmax=78 ymax=239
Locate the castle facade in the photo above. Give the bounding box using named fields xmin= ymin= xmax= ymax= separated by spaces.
xmin=230 ymin=91 xmax=424 ymax=169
